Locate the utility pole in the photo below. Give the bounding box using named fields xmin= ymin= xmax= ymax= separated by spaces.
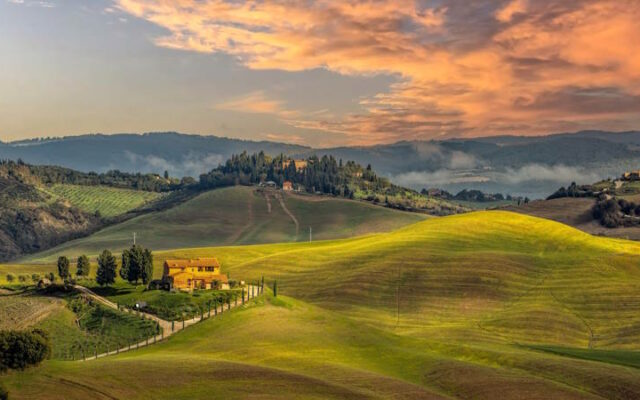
xmin=309 ymin=226 xmax=312 ymax=242
xmin=133 ymin=232 xmax=136 ymax=245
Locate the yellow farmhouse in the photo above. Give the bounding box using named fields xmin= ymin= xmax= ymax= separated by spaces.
xmin=162 ymin=258 xmax=229 ymax=290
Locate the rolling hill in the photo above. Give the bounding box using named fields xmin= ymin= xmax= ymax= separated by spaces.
xmin=20 ymin=186 xmax=425 ymax=263
xmin=3 ymin=211 xmax=640 ymax=399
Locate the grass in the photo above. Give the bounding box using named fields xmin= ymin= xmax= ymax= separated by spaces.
xmin=44 ymin=184 xmax=163 ymax=218
xmin=3 ymin=295 xmax=640 ymax=399
xmin=19 ymin=186 xmax=424 ymax=262
xmin=142 ymin=211 xmax=640 ymax=349
xmin=527 ymin=345 xmax=640 ymax=369
xmin=4 ymin=211 xmax=640 ymax=398
xmin=0 ymin=287 xmax=159 ymax=360
xmin=81 ymin=280 xmax=242 ymax=321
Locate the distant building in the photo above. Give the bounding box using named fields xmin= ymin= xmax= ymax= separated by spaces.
xmin=622 ymin=171 xmax=640 ymax=181
xmin=259 ymin=180 xmax=278 ymax=188
xmin=283 ymin=181 xmax=293 ymax=191
xmin=162 ymin=258 xmax=229 ymax=291
xmin=282 ymin=159 xmax=308 ymax=172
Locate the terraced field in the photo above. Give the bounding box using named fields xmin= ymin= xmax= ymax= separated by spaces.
xmin=4 ymin=211 xmax=640 ymax=399
xmin=45 ymin=184 xmax=163 ymax=218
xmin=21 ymin=186 xmax=424 ymax=262
xmin=0 ymin=292 xmax=62 ymax=330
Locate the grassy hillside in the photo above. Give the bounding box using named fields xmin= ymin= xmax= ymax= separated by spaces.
xmin=5 ymin=211 xmax=640 ymax=398
xmin=21 ymin=186 xmax=424 ymax=262
xmin=4 ymin=294 xmax=640 ymax=399
xmin=142 ymin=211 xmax=640 ymax=349
xmin=507 ymin=198 xmax=640 ymax=241
xmin=45 ymin=184 xmax=163 ymax=218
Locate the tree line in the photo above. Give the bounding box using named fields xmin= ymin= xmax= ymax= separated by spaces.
xmin=0 ymin=159 xmax=190 ymax=192
xmin=54 ymin=244 xmax=153 ymax=287
xmin=198 ymin=151 xmax=388 ymax=197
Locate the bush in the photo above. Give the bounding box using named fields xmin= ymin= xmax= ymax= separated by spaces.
xmin=0 ymin=329 xmax=51 ymax=371
xmin=0 ymin=384 xmax=8 ymax=400
xmin=5 ymin=274 xmax=14 ymax=283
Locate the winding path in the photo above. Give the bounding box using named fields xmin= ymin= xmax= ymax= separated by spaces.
xmin=275 ymin=192 xmax=299 ymax=238
xmin=73 ymin=284 xmax=262 ymax=361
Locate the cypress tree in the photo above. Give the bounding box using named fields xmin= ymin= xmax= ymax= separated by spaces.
xmin=57 ymin=256 xmax=70 ymax=280
xmin=96 ymin=250 xmax=117 ymax=287
xmin=76 ymin=255 xmax=90 ymax=277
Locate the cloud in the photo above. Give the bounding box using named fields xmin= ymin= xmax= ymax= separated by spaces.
xmin=215 ymin=91 xmax=299 ymax=118
xmin=392 ymin=162 xmax=602 ymax=188
xmin=8 ymin=0 xmax=55 ymax=7
xmin=501 ymin=164 xmax=602 ymax=184
xmin=115 ymin=0 xmax=640 ymax=144
xmin=495 ymin=0 xmax=527 ymax=22
xmin=392 ymin=170 xmax=490 ymax=187
xmin=122 ymin=151 xmax=225 ymax=176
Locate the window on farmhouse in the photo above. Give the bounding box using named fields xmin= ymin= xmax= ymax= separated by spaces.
xmin=198 ymin=267 xmax=203 ymax=272
xmin=206 ymin=267 xmax=214 ymax=272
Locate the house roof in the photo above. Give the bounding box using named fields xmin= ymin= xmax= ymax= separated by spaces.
xmin=164 ymin=258 xmax=220 ymax=269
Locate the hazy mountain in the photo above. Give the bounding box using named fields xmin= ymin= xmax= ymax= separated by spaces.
xmin=2 ymin=130 xmax=640 ymax=198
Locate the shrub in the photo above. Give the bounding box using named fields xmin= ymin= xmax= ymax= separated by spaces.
xmin=0 ymin=329 xmax=51 ymax=371
xmin=5 ymin=274 xmax=15 ymax=283
xmin=0 ymin=384 xmax=8 ymax=400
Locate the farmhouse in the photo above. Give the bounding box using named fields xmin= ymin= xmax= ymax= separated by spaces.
xmin=622 ymin=171 xmax=640 ymax=181
xmin=162 ymin=258 xmax=229 ymax=290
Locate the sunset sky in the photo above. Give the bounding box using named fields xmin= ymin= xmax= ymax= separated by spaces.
xmin=1 ymin=0 xmax=639 ymax=147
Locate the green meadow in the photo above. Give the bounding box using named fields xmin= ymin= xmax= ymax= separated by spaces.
xmin=20 ymin=186 xmax=424 ymax=262
xmin=3 ymin=211 xmax=640 ymax=398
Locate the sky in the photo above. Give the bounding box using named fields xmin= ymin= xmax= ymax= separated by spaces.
xmin=1 ymin=0 xmax=639 ymax=147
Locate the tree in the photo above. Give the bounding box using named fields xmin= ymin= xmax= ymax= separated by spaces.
xmin=141 ymin=248 xmax=153 ymax=285
xmin=96 ymin=250 xmax=117 ymax=287
xmin=121 ymin=245 xmax=153 ymax=284
xmin=164 ymin=170 xmax=169 ymax=179
xmin=31 ymin=274 xmax=40 ymax=283
xmin=18 ymin=275 xmax=27 ymax=283
xmin=6 ymin=274 xmax=15 ymax=283
xmin=76 ymin=255 xmax=90 ymax=277
xmin=46 ymin=272 xmax=55 ymax=282
xmin=57 ymin=256 xmax=70 ymax=280
xmin=120 ymin=249 xmax=130 ymax=281
xmin=273 ymin=280 xmax=278 ymax=297
xmin=0 ymin=329 xmax=50 ymax=371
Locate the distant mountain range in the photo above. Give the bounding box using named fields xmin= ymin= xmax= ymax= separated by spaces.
xmin=2 ymin=130 xmax=640 ymax=198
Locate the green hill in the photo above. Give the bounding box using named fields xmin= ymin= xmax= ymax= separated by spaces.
xmin=21 ymin=186 xmax=425 ymax=263
xmin=150 ymin=211 xmax=640 ymax=349
xmin=4 ymin=211 xmax=640 ymax=399
xmin=44 ymin=184 xmax=163 ymax=218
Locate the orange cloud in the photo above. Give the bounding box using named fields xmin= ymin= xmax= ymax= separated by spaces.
xmin=215 ymin=91 xmax=298 ymax=118
xmin=116 ymin=0 xmax=640 ymax=144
